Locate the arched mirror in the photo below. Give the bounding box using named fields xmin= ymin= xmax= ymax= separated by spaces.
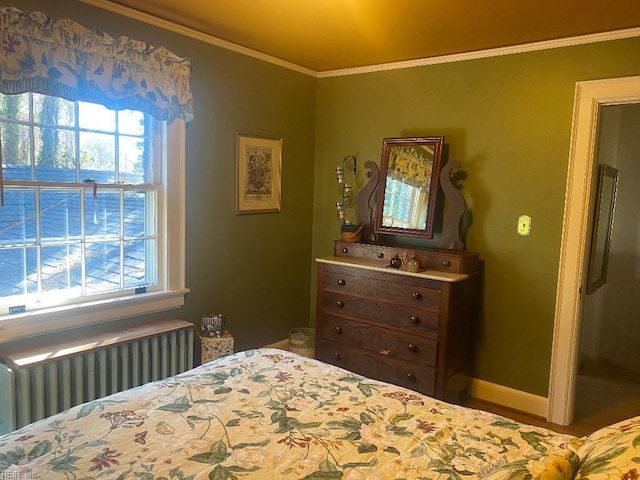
xmin=374 ymin=136 xmax=444 ymax=239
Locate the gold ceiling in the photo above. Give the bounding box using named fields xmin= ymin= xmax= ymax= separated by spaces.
xmin=98 ymin=0 xmax=640 ymax=72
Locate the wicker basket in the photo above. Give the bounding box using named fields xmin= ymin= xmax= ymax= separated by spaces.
xmin=341 ymin=224 xmax=364 ymax=242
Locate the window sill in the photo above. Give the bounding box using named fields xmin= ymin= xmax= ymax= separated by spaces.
xmin=0 ymin=289 xmax=190 ymax=343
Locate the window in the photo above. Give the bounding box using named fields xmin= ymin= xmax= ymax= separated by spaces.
xmin=0 ymin=92 xmax=187 ymax=338
xmin=382 ymin=178 xmax=424 ymax=229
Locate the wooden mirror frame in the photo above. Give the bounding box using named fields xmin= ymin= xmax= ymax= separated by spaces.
xmin=374 ymin=136 xmax=444 ymax=239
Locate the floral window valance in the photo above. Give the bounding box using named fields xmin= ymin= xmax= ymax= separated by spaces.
xmin=388 ymin=146 xmax=433 ymax=188
xmin=0 ymin=7 xmax=193 ymax=123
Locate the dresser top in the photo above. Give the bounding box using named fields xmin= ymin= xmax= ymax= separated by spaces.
xmin=316 ymin=256 xmax=469 ymax=282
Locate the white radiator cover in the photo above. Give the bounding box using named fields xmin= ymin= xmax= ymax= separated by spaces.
xmin=0 ymin=320 xmax=194 ymax=435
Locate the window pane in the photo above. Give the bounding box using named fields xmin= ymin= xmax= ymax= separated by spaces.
xmin=124 ymin=239 xmax=156 ymax=288
xmin=85 ymin=242 xmax=121 ymax=293
xmin=79 ymin=131 xmax=116 ymax=183
xmin=85 ymin=191 xmax=121 ymax=240
xmin=40 ymin=189 xmax=82 ymax=242
xmin=124 ymin=190 xmax=155 ymax=237
xmin=0 ymin=247 xmax=38 ymax=297
xmin=119 ymin=136 xmax=147 ymax=184
xmin=1 ymin=123 xmax=31 ymax=180
xmin=118 ymin=109 xmax=145 ymax=135
xmin=0 ymin=93 xmax=29 ymax=121
xmin=78 ymin=102 xmax=115 ymax=132
xmin=34 ymin=127 xmax=77 ymax=182
xmin=383 ymin=179 xmax=421 ymax=228
xmin=40 ymin=244 xmax=82 ymax=294
xmin=33 ymin=93 xmax=75 ymax=126
xmin=0 ymin=189 xmax=36 ymax=246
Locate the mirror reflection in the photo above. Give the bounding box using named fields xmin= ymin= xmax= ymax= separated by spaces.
xmin=374 ymin=136 xmax=444 ymax=239
xmin=586 ymin=164 xmax=619 ymax=294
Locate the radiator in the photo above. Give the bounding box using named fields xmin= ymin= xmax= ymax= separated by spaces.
xmin=0 ymin=319 xmax=194 ymax=435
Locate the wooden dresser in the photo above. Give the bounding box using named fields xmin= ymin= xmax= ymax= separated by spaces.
xmin=315 ymin=240 xmax=479 ymax=402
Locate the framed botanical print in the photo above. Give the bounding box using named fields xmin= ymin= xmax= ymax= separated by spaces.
xmin=236 ymin=134 xmax=282 ymax=214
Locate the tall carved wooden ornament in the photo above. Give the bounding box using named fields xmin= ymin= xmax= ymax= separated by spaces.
xmin=438 ymin=161 xmax=467 ymax=250
xmin=356 ymin=161 xmax=379 ymax=242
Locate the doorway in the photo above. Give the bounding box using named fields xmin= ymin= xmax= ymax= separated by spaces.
xmin=572 ymin=103 xmax=640 ymax=431
xmin=548 ymin=75 xmax=640 ymax=427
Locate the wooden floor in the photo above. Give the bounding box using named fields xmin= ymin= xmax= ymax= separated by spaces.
xmin=465 ymin=398 xmax=587 ymax=437
xmin=466 ymin=362 xmax=640 ymax=438
xmin=571 ymin=361 xmax=640 ymax=435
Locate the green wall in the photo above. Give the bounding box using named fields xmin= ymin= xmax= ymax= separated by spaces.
xmin=313 ymin=38 xmax=640 ymax=396
xmin=19 ymin=0 xmax=318 ymax=351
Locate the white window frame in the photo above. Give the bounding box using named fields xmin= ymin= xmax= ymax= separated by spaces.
xmin=0 ymin=119 xmax=188 ymax=343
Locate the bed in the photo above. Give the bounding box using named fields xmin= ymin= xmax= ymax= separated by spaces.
xmin=0 ymin=348 xmax=638 ymax=480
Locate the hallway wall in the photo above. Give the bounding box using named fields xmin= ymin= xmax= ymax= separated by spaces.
xmin=598 ymin=104 xmax=640 ymax=373
xmin=581 ymin=104 xmax=640 ymax=375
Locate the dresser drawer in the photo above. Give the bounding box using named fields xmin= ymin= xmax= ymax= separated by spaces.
xmin=320 ymin=292 xmax=439 ymax=336
xmin=316 ymin=315 xmax=376 ymax=349
xmin=413 ymin=251 xmax=468 ymax=274
xmin=334 ymin=240 xmax=479 ymax=274
xmin=315 ymin=339 xmax=436 ymax=395
xmin=334 ymin=242 xmax=365 ymax=258
xmin=322 ymin=266 xmax=441 ymax=310
xmin=316 ymin=315 xmax=437 ymax=366
xmin=334 ymin=242 xmax=393 ymax=263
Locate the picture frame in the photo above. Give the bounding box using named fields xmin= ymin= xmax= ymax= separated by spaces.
xmin=236 ymin=134 xmax=282 ymax=214
xmin=586 ymin=164 xmax=619 ymax=294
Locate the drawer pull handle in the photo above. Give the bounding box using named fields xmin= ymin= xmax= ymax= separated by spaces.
xmin=442 ymin=260 xmax=451 ymax=267
xmin=334 ymin=352 xmax=341 ymax=360
xmin=335 ymin=326 xmax=343 ymax=334
xmin=336 ymin=300 xmax=345 ymax=308
xmin=406 ymin=373 xmax=416 ymax=381
xmin=376 ymin=252 xmax=384 ymax=259
xmin=341 ymin=247 xmax=348 ymax=254
xmin=337 ymin=279 xmax=346 ymax=286
xmin=408 ymin=343 xmax=417 ymax=352
xmin=412 ymin=292 xmax=422 ymax=300
xmin=410 ymin=315 xmax=420 ymax=324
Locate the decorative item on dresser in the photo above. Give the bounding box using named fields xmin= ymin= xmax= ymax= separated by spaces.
xmin=315 ymin=240 xmax=479 ymax=403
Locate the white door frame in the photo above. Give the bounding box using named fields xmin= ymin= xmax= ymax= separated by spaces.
xmin=548 ymin=75 xmax=640 ymax=426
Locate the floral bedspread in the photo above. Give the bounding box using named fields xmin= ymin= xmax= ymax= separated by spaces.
xmin=0 ymin=349 xmax=579 ymax=479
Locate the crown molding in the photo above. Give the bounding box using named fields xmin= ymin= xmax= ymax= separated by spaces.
xmin=79 ymin=1 xmax=640 ymax=79
xmin=79 ymin=0 xmax=317 ymax=77
xmin=319 ymin=27 xmax=640 ymax=78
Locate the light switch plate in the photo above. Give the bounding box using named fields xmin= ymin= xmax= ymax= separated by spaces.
xmin=517 ymin=215 xmax=531 ymax=236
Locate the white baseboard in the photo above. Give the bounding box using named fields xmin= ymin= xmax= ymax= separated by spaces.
xmin=470 ymin=378 xmax=548 ymax=419
xmin=259 ymin=340 xmax=548 ymax=419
